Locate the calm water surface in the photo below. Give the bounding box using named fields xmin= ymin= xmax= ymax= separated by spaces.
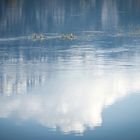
xmin=0 ymin=0 xmax=140 ymax=140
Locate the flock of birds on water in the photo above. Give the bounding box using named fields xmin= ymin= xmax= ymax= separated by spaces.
xmin=1 ymin=29 xmax=140 ymax=43
xmin=0 ymin=33 xmax=77 ymax=43
xmin=30 ymin=33 xmax=76 ymax=41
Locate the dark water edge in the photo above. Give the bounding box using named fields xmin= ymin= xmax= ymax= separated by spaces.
xmin=0 ymin=0 xmax=140 ymax=37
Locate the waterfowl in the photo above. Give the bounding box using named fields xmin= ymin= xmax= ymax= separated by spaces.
xmin=31 ymin=33 xmax=46 ymax=40
xmin=61 ymin=33 xmax=76 ymax=40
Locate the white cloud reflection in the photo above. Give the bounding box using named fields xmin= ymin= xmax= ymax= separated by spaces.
xmin=0 ymin=67 xmax=140 ymax=134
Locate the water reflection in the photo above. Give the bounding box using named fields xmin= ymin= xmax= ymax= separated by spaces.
xmin=101 ymin=0 xmax=118 ymax=31
xmin=0 ymin=0 xmax=140 ymax=137
xmin=0 ymin=0 xmax=140 ymax=37
xmin=0 ymin=67 xmax=140 ymax=133
xmin=0 ymin=42 xmax=140 ymax=133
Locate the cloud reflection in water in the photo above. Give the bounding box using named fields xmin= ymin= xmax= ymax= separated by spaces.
xmin=0 ymin=64 xmax=140 ymax=134
xmin=0 ymin=0 xmax=140 ymax=136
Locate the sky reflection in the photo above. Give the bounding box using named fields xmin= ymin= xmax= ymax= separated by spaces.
xmin=0 ymin=45 xmax=140 ymax=133
xmin=0 ymin=0 xmax=140 ymax=138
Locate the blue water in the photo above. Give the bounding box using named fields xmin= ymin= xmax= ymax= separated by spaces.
xmin=0 ymin=0 xmax=140 ymax=140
